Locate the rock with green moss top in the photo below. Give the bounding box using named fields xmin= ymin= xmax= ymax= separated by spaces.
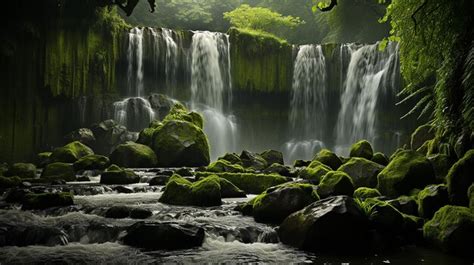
xmin=293 ymin=160 xmax=311 ymax=167
xmin=110 ymin=141 xmax=157 ymax=168
xmin=349 ymin=140 xmax=374 ymax=160
xmin=37 ymin=152 xmax=52 ymax=167
xmin=353 ymin=187 xmax=381 ymax=200
xmin=159 ymin=175 xmax=221 ymax=206
xmin=337 ymin=157 xmax=384 ymax=188
xmin=418 ymin=184 xmax=449 ymax=219
xmin=0 ymin=176 xmax=21 ymax=189
xmin=195 ymin=172 xmax=288 ymax=194
xmin=363 ymin=198 xmax=405 ymax=234
xmin=73 ymin=154 xmax=110 ymax=171
xmin=136 ymin=127 xmax=159 ymax=146
xmin=64 ymin=128 xmax=96 ymax=145
xmin=411 ymin=124 xmax=435 ymax=150
xmin=427 ymin=154 xmax=455 ymax=182
xmin=100 ymin=164 xmax=139 ymax=185
xmin=313 ymin=149 xmax=342 ymax=170
xmin=147 ymin=93 xmax=176 ymax=120
xmin=278 ymin=195 xmax=369 ymax=254
xmin=446 ymin=149 xmax=474 ymax=206
xmin=22 ymin=192 xmax=74 ymax=210
xmin=41 ymin=162 xmax=75 ymax=182
xmin=213 ymin=176 xmax=246 ymax=198
xmin=297 ymin=165 xmax=330 ymax=184
xmin=318 ymin=171 xmax=354 ymax=198
xmin=240 ymin=150 xmax=268 ymax=171
xmin=371 ymin=152 xmax=389 ymax=166
xmin=152 ymin=120 xmax=210 ymax=167
xmin=377 ymin=150 xmax=435 ymax=197
xmin=389 ymin=148 xmax=405 ymax=161
xmin=387 ymin=195 xmax=419 ymax=216
xmin=423 ymin=205 xmax=474 ymax=256
xmin=162 ymin=103 xmax=203 ymax=129
xmin=468 ymin=184 xmax=474 ymax=210
xmin=207 ymin=159 xmax=245 ymax=173
xmin=0 ymin=163 xmax=8 ymax=176
xmin=247 ymin=183 xmax=319 ymax=223
xmin=50 ymin=141 xmax=94 ymax=163
xmin=6 ymin=163 xmax=37 ymax=179
xmin=263 ymin=163 xmax=291 ymax=177
xmin=218 ymin=153 xmax=242 ymax=165
xmin=259 ymin=150 xmax=284 ymax=165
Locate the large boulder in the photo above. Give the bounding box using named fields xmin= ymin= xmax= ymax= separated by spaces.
xmin=349 ymin=140 xmax=374 ymax=160
xmin=152 ymin=120 xmax=210 ymax=167
xmin=298 ymin=162 xmax=331 ymax=184
xmin=122 ymin=221 xmax=205 ymax=250
xmin=377 ymin=150 xmax=435 ymax=197
xmin=317 ymin=171 xmax=354 ymax=198
xmin=73 ymin=154 xmax=110 ymax=171
xmin=194 ymin=172 xmax=288 ymax=194
xmin=418 ymin=184 xmax=449 ymax=219
xmin=278 ymin=196 xmax=369 ymax=254
xmin=207 ymin=159 xmax=245 ymax=173
xmin=371 ymin=152 xmax=389 ymax=166
xmin=446 ymin=149 xmax=474 ymax=205
xmin=90 ymin=119 xmax=136 ymax=155
xmin=353 ymin=187 xmax=381 ymax=200
xmin=147 ymin=93 xmax=176 ymax=120
xmin=41 ymin=162 xmax=76 ymax=182
xmin=411 ymin=124 xmax=435 ymax=150
xmin=312 ymin=149 xmax=342 ymax=170
xmin=259 ymin=150 xmax=284 ymax=166
xmin=100 ymin=164 xmax=140 ymax=185
xmin=6 ymin=163 xmax=36 ymax=179
xmin=427 ymin=154 xmax=455 ymax=182
xmin=248 ymin=183 xmax=319 ymax=223
xmin=363 ymin=198 xmax=405 ymax=234
xmin=159 ymin=175 xmax=221 ymax=206
xmin=263 ymin=163 xmax=291 ymax=177
xmin=337 ymin=157 xmax=384 ymax=188
xmin=64 ymin=128 xmax=95 ymax=145
xmin=162 ymin=103 xmax=203 ymax=129
xmin=423 ymin=205 xmax=474 ymax=256
xmin=240 ymin=150 xmax=268 ymax=171
xmin=50 ymin=141 xmax=94 ymax=163
xmin=110 ymin=142 xmax=157 ymax=168
xmin=22 ymin=192 xmax=74 ymax=210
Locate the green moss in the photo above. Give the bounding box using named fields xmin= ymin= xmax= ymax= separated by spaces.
xmin=207 ymin=159 xmax=245 ymax=173
xmin=159 ymin=174 xmax=222 ymax=206
xmin=6 ymin=163 xmax=37 ymax=179
xmin=349 ymin=140 xmax=374 ymax=160
xmin=418 ymin=184 xmax=449 ymax=219
xmin=50 ymin=141 xmax=94 ymax=163
xmin=468 ymin=184 xmax=474 ymax=210
xmin=353 ymin=187 xmax=381 ymax=200
xmin=100 ymin=164 xmax=140 ymax=184
xmin=195 ymin=172 xmax=288 ymax=194
xmin=41 ymin=162 xmax=76 ymax=182
xmin=298 ymin=165 xmax=330 ymax=184
xmin=318 ymin=171 xmax=355 ymax=198
xmin=23 ymin=192 xmax=74 ymax=210
xmin=363 ymin=198 xmax=405 ymax=233
xmin=218 ymin=153 xmax=242 ymax=165
xmin=162 ymin=103 xmax=204 ymax=129
xmin=337 ymin=157 xmax=384 ymax=188
xmin=110 ymin=141 xmax=157 ymax=168
xmin=37 ymin=152 xmax=52 ymax=167
xmin=313 ymin=149 xmax=342 ymax=170
xmin=446 ymin=149 xmax=474 ymax=205
xmin=73 ymin=154 xmax=110 ymax=171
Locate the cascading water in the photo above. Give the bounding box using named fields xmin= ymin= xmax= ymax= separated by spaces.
xmin=127 ymin=27 xmax=144 ymax=97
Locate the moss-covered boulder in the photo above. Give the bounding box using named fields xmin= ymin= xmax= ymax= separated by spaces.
xmin=50 ymin=141 xmax=94 ymax=163
xmin=240 ymin=150 xmax=268 ymax=171
xmin=41 ymin=162 xmax=76 ymax=182
xmin=73 ymin=154 xmax=110 ymax=171
xmin=353 ymin=187 xmax=381 ymax=200
xmin=427 ymin=154 xmax=455 ymax=182
xmin=337 ymin=157 xmax=384 ymax=188
xmin=371 ymin=152 xmax=389 ymax=166
xmin=207 ymin=159 xmax=245 ymax=173
xmin=312 ymin=149 xmax=342 ymax=170
xmin=263 ymin=163 xmax=291 ymax=177
xmin=100 ymin=164 xmax=140 ymax=185
xmin=22 ymin=192 xmax=74 ymax=210
xmin=0 ymin=176 xmax=21 ymax=189
xmin=411 ymin=124 xmax=435 ymax=150
xmin=418 ymin=184 xmax=449 ymax=219
xmin=423 ymin=205 xmax=474 ymax=256
xmin=446 ymin=149 xmax=474 ymax=206
xmin=377 ymin=150 xmax=435 ymax=197
xmin=247 ymin=183 xmax=319 ymax=223
xmin=37 ymin=152 xmax=52 ymax=167
xmin=6 ymin=163 xmax=37 ymax=179
xmin=278 ymin=196 xmax=369 ymax=254
xmin=259 ymin=150 xmax=284 ymax=165
xmin=297 ymin=164 xmax=331 ymax=184
xmin=64 ymin=128 xmax=96 ymax=145
xmin=162 ymin=103 xmax=204 ymax=129
xmin=110 ymin=141 xmax=157 ymax=168
xmin=349 ymin=140 xmax=374 ymax=160
xmin=195 ymin=172 xmax=288 ymax=194
xmin=387 ymin=195 xmax=419 ymax=216
xmin=468 ymin=184 xmax=474 ymax=210
xmin=363 ymin=198 xmax=405 ymax=234
xmin=318 ymin=171 xmax=354 ymax=198
xmin=218 ymin=153 xmax=242 ymax=165
xmin=159 ymin=175 xmax=222 ymax=206
xmin=152 ymin=120 xmax=210 ymax=167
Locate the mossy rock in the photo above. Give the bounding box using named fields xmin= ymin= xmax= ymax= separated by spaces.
xmin=263 ymin=163 xmax=291 ymax=177
xmin=259 ymin=150 xmax=284 ymax=166
xmin=387 ymin=195 xmax=419 ymax=216
xmin=100 ymin=164 xmax=140 ymax=185
xmin=159 ymin=175 xmax=222 ymax=206
xmin=468 ymin=184 xmax=474 ymax=210
xmin=446 ymin=149 xmax=474 ymax=206
xmin=73 ymin=154 xmax=110 ymax=171
xmin=249 ymin=183 xmax=319 ymax=224
xmin=50 ymin=141 xmax=94 ymax=163
xmin=318 ymin=171 xmax=354 ymax=198
xmin=313 ymin=149 xmax=342 ymax=170
xmin=371 ymin=152 xmax=389 ymax=166
xmin=0 ymin=176 xmax=21 ymax=189
xmin=337 ymin=157 xmax=384 ymax=188
xmin=41 ymin=162 xmax=76 ymax=182
xmin=293 ymin=160 xmax=311 ymax=167
xmin=22 ymin=192 xmax=74 ymax=210
xmin=411 ymin=124 xmax=435 ymax=150
xmin=297 ymin=164 xmax=330 ymax=184
xmin=240 ymin=150 xmax=268 ymax=171
xmin=349 ymin=140 xmax=374 ymax=160
xmin=207 ymin=159 xmax=245 ymax=173
xmin=423 ymin=205 xmax=474 ymax=256
xmin=162 ymin=103 xmax=203 ymax=129
xmin=137 ymin=127 xmax=157 ymax=146
xmin=110 ymin=141 xmax=158 ymax=168
xmin=353 ymin=187 xmax=381 ymax=200
xmin=152 ymin=120 xmax=210 ymax=167
xmin=0 ymin=163 xmax=8 ymax=176
xmin=377 ymin=150 xmax=435 ymax=197
xmin=218 ymin=153 xmax=242 ymax=165
xmin=363 ymin=198 xmax=405 ymax=234
xmin=37 ymin=152 xmax=52 ymax=167
xmin=213 ymin=176 xmax=246 ymax=198
xmin=418 ymin=184 xmax=449 ymax=219
xmin=6 ymin=163 xmax=37 ymax=179
xmin=427 ymin=154 xmax=455 ymax=182
xmin=195 ymin=172 xmax=288 ymax=194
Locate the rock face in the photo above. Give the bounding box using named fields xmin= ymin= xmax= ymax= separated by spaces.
xmin=122 ymin=222 xmax=205 ymax=250
xmin=312 ymin=149 xmax=342 ymax=170
xmin=317 ymin=171 xmax=354 ymax=198
xmin=249 ymin=183 xmax=319 ymax=223
xmin=50 ymin=141 xmax=94 ymax=163
xmin=349 ymin=140 xmax=374 ymax=160
xmin=110 ymin=142 xmax=157 ymax=168
xmin=337 ymin=157 xmax=384 ymax=188
xmin=100 ymin=164 xmax=140 ymax=185
xmin=152 ymin=120 xmax=210 ymax=167
xmin=41 ymin=162 xmax=76 ymax=182
xmin=377 ymin=150 xmax=435 ymax=197
xmin=6 ymin=163 xmax=37 ymax=179
xmin=418 ymin=184 xmax=449 ymax=219
xmin=278 ymin=196 xmax=369 ymax=254
xmin=73 ymin=154 xmax=110 ymax=171
xmin=446 ymin=149 xmax=474 ymax=205
xmin=411 ymin=124 xmax=435 ymax=150
xmin=22 ymin=192 xmax=74 ymax=209
xmin=423 ymin=205 xmax=474 ymax=256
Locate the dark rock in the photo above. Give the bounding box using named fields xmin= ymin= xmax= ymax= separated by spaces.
xmin=427 ymin=154 xmax=455 ymax=182
xmin=349 ymin=140 xmax=374 ymax=160
xmin=130 ymin=208 xmax=153 ymax=219
xmin=36 ymin=152 xmax=52 ymax=168
xmin=76 ymin=176 xmax=90 ymax=182
xmin=259 ymin=149 xmax=284 ymax=166
xmin=149 ymin=175 xmax=170 ymax=186
xmin=110 ymin=142 xmax=157 ymax=168
xmin=90 ymin=119 xmax=136 ymax=155
xmin=113 ymin=186 xmax=134 ymax=194
xmin=418 ymin=184 xmax=449 ymax=219
xmin=218 ymin=153 xmax=242 ymax=165
xmin=147 ymin=93 xmax=175 ymax=120
xmin=100 ymin=165 xmax=140 ymax=185
xmin=0 ymin=225 xmax=68 ymax=247
xmin=6 ymin=163 xmax=37 ymax=179
xmin=105 ymin=205 xmax=130 ymax=219
xmin=50 ymin=141 xmax=94 ymax=163
xmin=371 ymin=152 xmax=389 ymax=166
xmin=22 ymin=192 xmax=74 ymax=210
xmin=73 ymin=154 xmax=110 ymax=171
xmin=337 ymin=157 xmax=384 ymax=188
xmin=263 ymin=163 xmax=291 ymax=177
xmin=317 ymin=171 xmax=354 ymax=198
xmin=0 ymin=176 xmax=21 ymax=189
xmin=207 ymin=160 xmax=245 ymax=173
xmin=447 ymin=149 xmax=474 ymax=205
xmin=41 ymin=162 xmax=76 ymax=182
xmin=312 ymin=149 xmax=342 ymax=170
xmin=240 ymin=150 xmax=267 ymax=171
xmin=293 ymin=160 xmax=311 ymax=167
xmin=64 ymin=128 xmax=96 ymax=145
xmin=175 ymin=167 xmax=193 ymax=176
xmin=387 ymin=195 xmax=419 ymax=216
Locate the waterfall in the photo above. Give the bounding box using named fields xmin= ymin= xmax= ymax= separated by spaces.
xmin=127 ymin=28 xmax=144 ymax=97
xmin=335 ymin=42 xmax=400 ymax=155
xmin=113 ymin=97 xmax=155 ymax=132
xmin=190 ymin=31 xmax=236 ymax=159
